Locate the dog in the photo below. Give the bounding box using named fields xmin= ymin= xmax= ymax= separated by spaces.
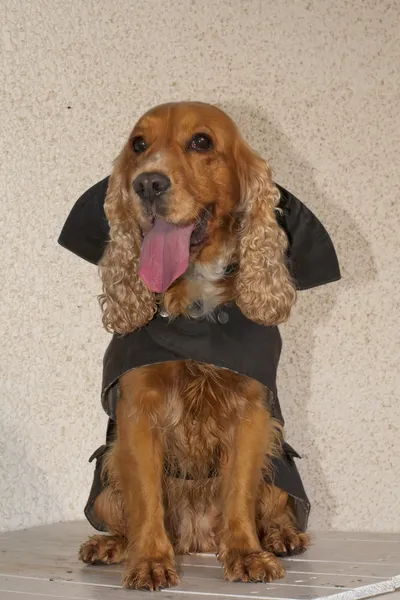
xmin=59 ymin=102 xmax=339 ymax=591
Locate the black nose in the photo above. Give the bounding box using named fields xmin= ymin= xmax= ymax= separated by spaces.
xmin=133 ymin=172 xmax=171 ymax=202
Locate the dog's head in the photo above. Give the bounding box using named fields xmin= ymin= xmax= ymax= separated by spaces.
xmin=101 ymin=102 xmax=295 ymax=333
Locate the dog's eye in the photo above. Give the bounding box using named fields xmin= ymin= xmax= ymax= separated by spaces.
xmin=132 ymin=136 xmax=148 ymax=154
xmin=189 ymin=133 xmax=213 ymax=152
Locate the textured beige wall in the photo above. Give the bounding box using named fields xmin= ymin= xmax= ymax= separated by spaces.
xmin=1 ymin=0 xmax=399 ymax=533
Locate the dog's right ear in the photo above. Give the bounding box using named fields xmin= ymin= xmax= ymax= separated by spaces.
xmin=99 ymin=156 xmax=157 ymax=334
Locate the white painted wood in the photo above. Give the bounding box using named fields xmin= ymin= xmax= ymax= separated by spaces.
xmin=0 ymin=522 xmax=399 ymax=600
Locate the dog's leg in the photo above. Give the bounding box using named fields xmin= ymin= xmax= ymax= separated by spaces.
xmin=116 ymin=368 xmax=179 ymax=591
xmin=258 ymin=485 xmax=310 ymax=556
xmin=79 ymin=486 xmax=127 ymax=565
xmin=79 ymin=486 xmax=128 ymax=565
xmin=218 ymin=381 xmax=284 ymax=583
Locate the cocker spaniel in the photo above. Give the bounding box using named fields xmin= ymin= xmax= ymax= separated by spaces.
xmin=77 ymin=102 xmax=310 ymax=591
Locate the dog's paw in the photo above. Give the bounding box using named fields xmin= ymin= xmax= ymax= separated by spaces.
xmin=262 ymin=527 xmax=311 ymax=557
xmin=123 ymin=557 xmax=180 ymax=591
xmin=78 ymin=535 xmax=126 ymax=565
xmin=219 ymin=549 xmax=285 ymax=583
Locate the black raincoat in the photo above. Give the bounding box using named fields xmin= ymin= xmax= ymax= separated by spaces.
xmin=58 ymin=176 xmax=341 ymax=533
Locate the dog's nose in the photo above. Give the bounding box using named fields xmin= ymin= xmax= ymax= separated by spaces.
xmin=133 ymin=172 xmax=171 ymax=202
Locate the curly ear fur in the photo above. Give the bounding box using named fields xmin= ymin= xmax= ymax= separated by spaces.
xmin=99 ymin=161 xmax=157 ymax=334
xmin=235 ymin=139 xmax=296 ymax=325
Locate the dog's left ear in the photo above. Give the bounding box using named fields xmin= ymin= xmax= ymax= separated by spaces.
xmin=234 ymin=137 xmax=296 ymax=325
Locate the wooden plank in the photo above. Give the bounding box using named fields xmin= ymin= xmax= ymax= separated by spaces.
xmin=0 ymin=560 xmax=394 ymax=591
xmin=2 ymin=547 xmax=400 ymax=580
xmin=4 ymin=522 xmax=396 ymax=545
xmin=0 ymin=572 xmax=398 ymax=600
xmin=1 ymin=522 xmax=400 ymax=600
xmin=0 ymin=574 xmax=156 ymax=599
xmin=305 ymin=533 xmax=400 ymax=544
xmin=182 ymin=554 xmax=400 ymax=579
xmin=0 ymin=574 xmax=311 ymax=600
xmin=0 ymin=532 xmax=400 ymax=566
xmin=2 ymin=523 xmax=400 ymax=566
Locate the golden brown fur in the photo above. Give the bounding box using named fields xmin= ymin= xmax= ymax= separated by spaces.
xmin=99 ymin=101 xmax=295 ymax=332
xmin=79 ymin=102 xmax=309 ymax=591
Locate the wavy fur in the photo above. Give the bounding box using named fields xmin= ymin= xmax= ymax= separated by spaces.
xmin=99 ymin=161 xmax=157 ymax=334
xmin=99 ymin=104 xmax=295 ymax=333
xmin=235 ymin=137 xmax=296 ymax=325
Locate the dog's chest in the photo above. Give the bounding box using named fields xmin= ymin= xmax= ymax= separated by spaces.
xmin=185 ymin=257 xmax=231 ymax=317
xmin=163 ymin=363 xmax=247 ymax=477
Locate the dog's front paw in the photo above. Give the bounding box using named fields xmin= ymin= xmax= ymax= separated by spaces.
xmin=262 ymin=527 xmax=311 ymax=557
xmin=79 ymin=535 xmax=126 ymax=565
xmin=219 ymin=549 xmax=284 ymax=583
xmin=123 ymin=556 xmax=180 ymax=591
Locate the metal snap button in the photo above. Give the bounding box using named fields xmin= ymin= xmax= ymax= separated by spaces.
xmin=159 ymin=308 xmax=169 ymax=318
xmin=217 ymin=310 xmax=229 ymax=324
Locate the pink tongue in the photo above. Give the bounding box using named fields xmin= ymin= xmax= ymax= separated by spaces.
xmin=139 ymin=217 xmax=195 ymax=293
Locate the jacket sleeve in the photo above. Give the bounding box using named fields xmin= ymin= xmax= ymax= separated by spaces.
xmin=275 ymin=184 xmax=341 ymax=290
xmin=57 ymin=176 xmax=110 ymax=265
xmin=58 ymin=177 xmax=341 ymax=289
